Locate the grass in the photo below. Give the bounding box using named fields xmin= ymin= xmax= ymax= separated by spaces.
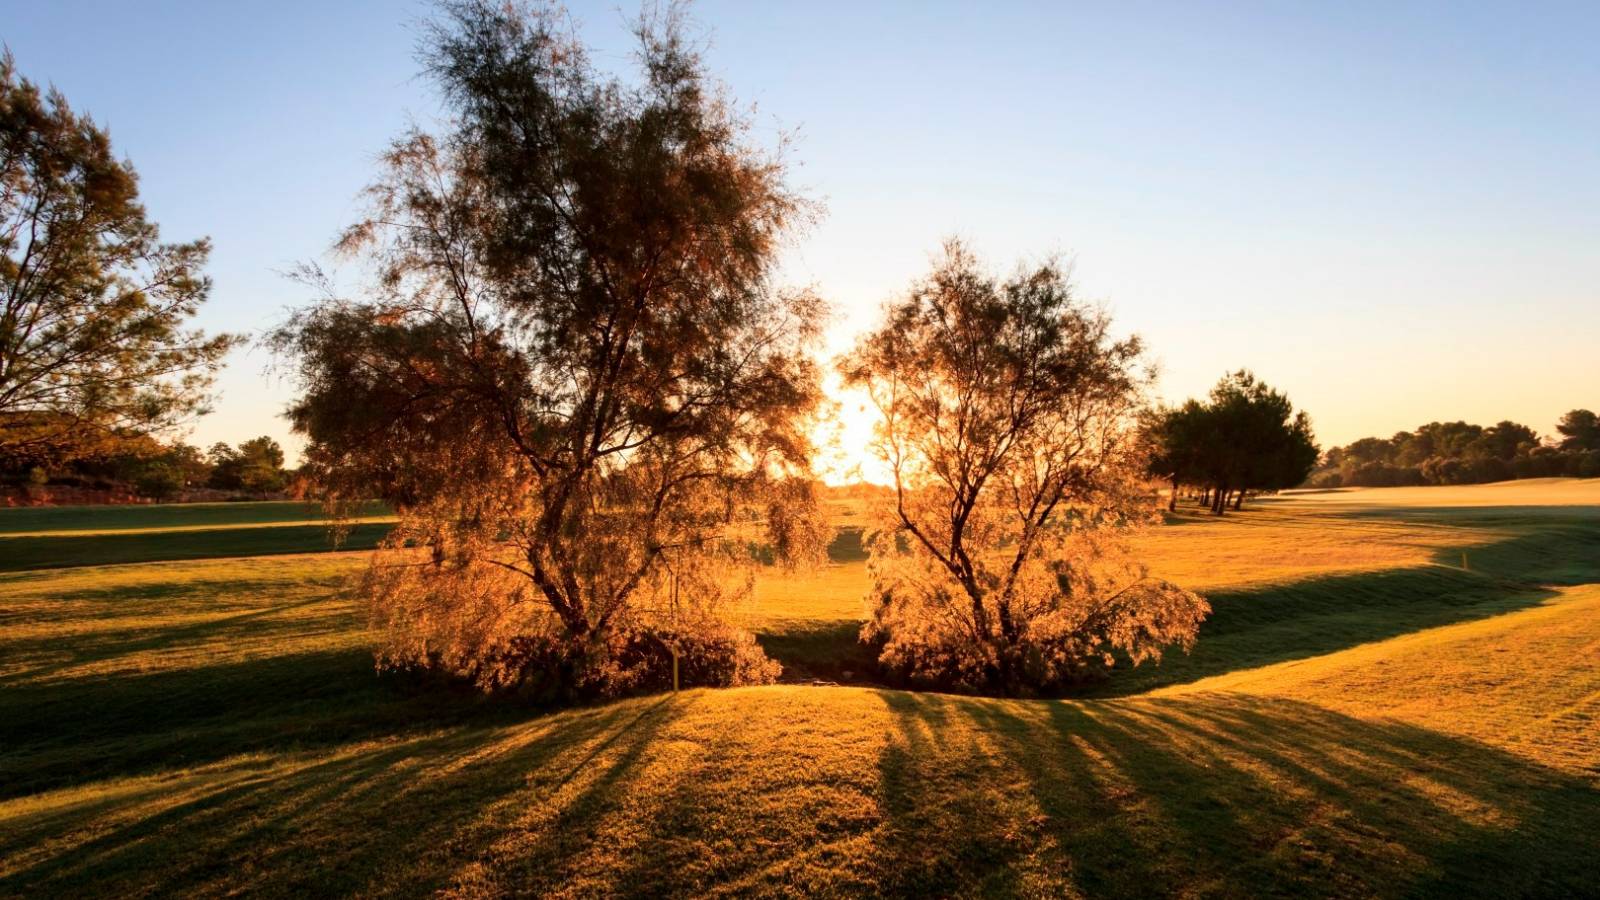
xmin=0 ymin=522 xmax=393 ymax=572
xmin=0 ymin=499 xmax=390 ymax=534
xmin=2 ymin=481 xmax=1597 ymax=896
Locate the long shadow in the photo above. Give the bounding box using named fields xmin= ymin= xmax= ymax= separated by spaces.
xmin=1091 ymin=516 xmax=1600 ymax=697
xmin=0 ymin=522 xmax=393 ymax=572
xmin=1308 ymin=503 xmax=1600 ymax=526
xmin=876 ymin=690 xmax=1600 ymax=898
xmin=756 ymin=620 xmax=878 ymax=682
xmin=5 ymin=679 xmax=1596 ymax=896
xmin=1 ymin=593 xmax=349 ymax=686
xmin=0 ymin=693 xmax=683 ymax=898
xmin=0 ymin=647 xmax=508 ymax=800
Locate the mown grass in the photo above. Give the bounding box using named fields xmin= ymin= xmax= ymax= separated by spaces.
xmin=0 ymin=522 xmax=393 ymax=572
xmin=0 ymin=499 xmax=389 ymax=534
xmin=1 ymin=482 xmax=1598 ymax=896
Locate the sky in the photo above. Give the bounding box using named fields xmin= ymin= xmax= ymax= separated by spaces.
xmin=6 ymin=1 xmax=1598 ymax=478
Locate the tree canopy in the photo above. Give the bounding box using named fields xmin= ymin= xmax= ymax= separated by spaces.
xmin=842 ymin=241 xmax=1208 ymax=695
xmin=207 ymin=437 xmax=288 ymax=496
xmin=0 ymin=53 xmax=235 ymax=466
xmin=1313 ymin=411 xmax=1598 ymax=487
xmin=1145 ymin=371 xmax=1318 ymax=514
xmin=274 ymin=0 xmax=826 ymax=698
xmin=1556 ymin=409 xmax=1599 ymax=453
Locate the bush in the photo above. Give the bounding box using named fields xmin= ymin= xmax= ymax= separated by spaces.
xmin=471 ymin=623 xmax=780 ymax=702
xmin=363 ymin=549 xmax=781 ymax=702
xmin=134 ymin=464 xmax=185 ymax=502
xmin=862 ymin=537 xmax=1208 ymax=695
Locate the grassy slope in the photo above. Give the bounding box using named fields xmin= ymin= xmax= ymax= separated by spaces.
xmin=1 ymin=482 xmax=1598 ymax=897
xmin=0 ymin=500 xmax=393 ymax=572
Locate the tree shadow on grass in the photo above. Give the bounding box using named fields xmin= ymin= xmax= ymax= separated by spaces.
xmin=1092 ymin=513 xmax=1600 ymax=697
xmin=0 ymin=646 xmax=512 ymax=801
xmin=0 ymin=522 xmax=393 ymax=572
xmin=876 ymin=690 xmax=1600 ymax=898
xmin=757 ymin=619 xmax=878 ymax=682
xmin=0 ymin=694 xmax=684 ymax=898
xmin=4 ymin=684 xmax=1595 ymax=897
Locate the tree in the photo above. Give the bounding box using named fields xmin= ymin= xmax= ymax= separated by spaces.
xmin=236 ymin=436 xmax=287 ymax=496
xmin=206 ymin=442 xmax=243 ymax=490
xmin=1556 ymin=409 xmax=1599 ymax=452
xmin=133 ymin=462 xmax=185 ymax=502
xmin=841 ymin=241 xmax=1208 ymax=695
xmin=273 ymin=1 xmax=825 ymax=698
xmin=132 ymin=440 xmax=209 ymax=500
xmin=1148 ymin=371 xmax=1317 ymax=514
xmin=159 ymin=442 xmax=211 ymax=488
xmin=1143 ymin=400 xmax=1207 ymax=511
xmin=1480 ymin=420 xmax=1537 ymax=462
xmin=0 ymin=53 xmax=235 ymax=466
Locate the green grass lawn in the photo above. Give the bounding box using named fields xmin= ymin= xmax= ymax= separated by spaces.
xmin=0 ymin=499 xmax=390 ymax=534
xmin=2 ymin=484 xmax=1597 ymax=897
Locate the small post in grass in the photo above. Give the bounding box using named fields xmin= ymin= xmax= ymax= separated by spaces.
xmin=669 ymin=555 xmax=680 ymax=693
xmin=1462 ymin=551 xmax=1470 ymax=571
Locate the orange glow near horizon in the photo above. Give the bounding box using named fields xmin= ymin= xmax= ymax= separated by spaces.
xmin=813 ymin=377 xmax=891 ymax=487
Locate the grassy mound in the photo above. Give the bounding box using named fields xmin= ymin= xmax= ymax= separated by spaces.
xmin=2 ymin=482 xmax=1598 ymax=896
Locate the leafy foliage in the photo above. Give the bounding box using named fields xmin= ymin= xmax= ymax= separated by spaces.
xmin=274 ymin=0 xmax=825 ymax=698
xmin=842 ymin=241 xmax=1208 ymax=695
xmin=206 ymin=437 xmax=288 ymax=496
xmin=0 ymin=53 xmax=235 ymax=466
xmin=1313 ymin=412 xmax=1597 ymax=487
xmin=1146 ymin=371 xmax=1318 ymax=513
xmin=1556 ymin=409 xmax=1599 ymax=453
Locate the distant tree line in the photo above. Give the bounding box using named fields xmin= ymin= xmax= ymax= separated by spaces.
xmin=1309 ymin=409 xmax=1600 ymax=488
xmin=1144 ymin=371 xmax=1319 ymax=515
xmin=1 ymin=434 xmax=291 ymax=501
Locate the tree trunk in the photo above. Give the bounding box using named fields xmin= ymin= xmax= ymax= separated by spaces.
xmin=1232 ymin=489 xmax=1245 ymax=510
xmin=1168 ymin=477 xmax=1178 ymax=512
xmin=1212 ymin=485 xmax=1227 ymax=516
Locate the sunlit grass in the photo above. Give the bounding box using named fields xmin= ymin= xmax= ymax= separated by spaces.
xmin=2 ymin=481 xmax=1597 ymax=896
xmin=1159 ymin=584 xmax=1600 ymax=778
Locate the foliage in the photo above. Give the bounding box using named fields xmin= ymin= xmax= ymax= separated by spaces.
xmin=273 ymin=0 xmax=826 ymax=698
xmin=842 ymin=241 xmax=1207 ymax=694
xmin=132 ymin=462 xmax=185 ymax=501
xmin=0 ymin=53 xmax=235 ymax=466
xmin=1556 ymin=409 xmax=1599 ymax=452
xmin=205 ymin=437 xmax=288 ymax=496
xmin=1145 ymin=370 xmax=1318 ymax=513
xmin=1314 ymin=412 xmax=1598 ymax=487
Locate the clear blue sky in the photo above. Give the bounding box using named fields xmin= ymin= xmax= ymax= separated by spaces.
xmin=7 ymin=1 xmax=1598 ymax=464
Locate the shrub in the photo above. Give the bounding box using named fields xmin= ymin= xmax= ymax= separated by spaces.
xmin=133 ymin=464 xmax=185 ymax=502
xmin=864 ymin=534 xmax=1208 ymax=693
xmin=364 ymin=548 xmax=779 ymax=701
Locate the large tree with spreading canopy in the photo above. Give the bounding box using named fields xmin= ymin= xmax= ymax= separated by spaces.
xmin=275 ymin=0 xmax=828 ymax=698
